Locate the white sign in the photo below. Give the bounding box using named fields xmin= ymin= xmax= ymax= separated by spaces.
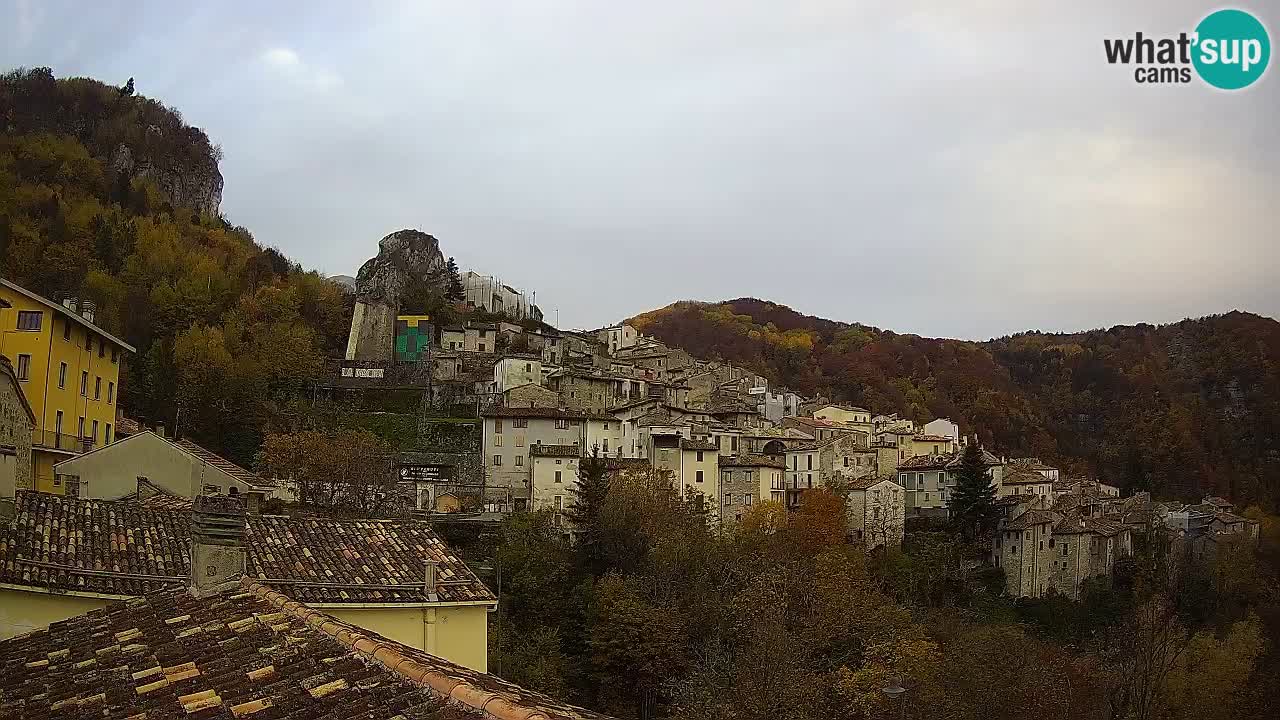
xmin=341 ymin=367 xmax=385 ymax=378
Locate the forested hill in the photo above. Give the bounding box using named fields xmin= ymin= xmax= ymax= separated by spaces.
xmin=630 ymin=299 xmax=1280 ymax=508
xmin=0 ymin=68 xmax=352 ymax=464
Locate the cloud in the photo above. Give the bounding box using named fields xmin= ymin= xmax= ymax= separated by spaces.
xmin=259 ymin=46 xmax=341 ymax=91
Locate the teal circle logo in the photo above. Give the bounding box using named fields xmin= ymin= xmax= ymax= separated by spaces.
xmin=1192 ymin=9 xmax=1270 ymax=89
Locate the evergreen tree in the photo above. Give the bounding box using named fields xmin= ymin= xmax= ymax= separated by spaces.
xmin=947 ymin=441 xmax=996 ymax=540
xmin=446 ymin=256 xmax=465 ymax=301
xmin=567 ymin=446 xmax=610 ymax=576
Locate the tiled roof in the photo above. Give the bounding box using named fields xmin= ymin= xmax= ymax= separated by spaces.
xmin=0 ymin=492 xmax=494 ymax=605
xmin=680 ymin=439 xmax=719 ymax=452
xmin=1203 ymin=495 xmax=1234 ymax=508
xmin=173 ymin=438 xmax=274 ymax=489
xmin=1214 ymin=511 xmax=1248 ymax=525
xmin=913 ymin=434 xmax=953 ymax=443
xmin=245 ymin=515 xmax=494 ymax=604
xmin=603 ymin=458 xmax=651 ymax=472
xmin=0 ymin=577 xmax=612 ymax=720
xmin=114 ymin=415 xmax=141 ymax=436
xmin=898 ymin=453 xmax=956 ymax=470
xmin=1008 ymin=458 xmax=1057 ymax=472
xmin=482 ymin=406 xmax=606 ymax=420
xmin=0 ymin=492 xmax=191 ymax=596
xmin=529 ymin=444 xmax=581 ymax=458
xmin=1002 ymin=469 xmax=1051 ymax=485
xmin=718 ymin=454 xmax=786 ymax=469
xmin=1005 ymin=509 xmax=1060 ymax=531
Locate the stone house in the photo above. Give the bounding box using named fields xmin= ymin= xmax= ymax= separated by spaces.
xmin=784 ymin=442 xmax=822 ymax=508
xmin=718 ymin=454 xmax=786 ymax=524
xmin=493 ymin=355 xmax=542 ymax=393
xmin=481 ymin=407 xmax=625 ymax=511
xmin=818 ymin=431 xmax=876 ymax=483
xmin=503 ymin=383 xmax=559 ymax=409
xmin=1048 ymin=515 xmax=1131 ymax=600
xmin=999 ymin=467 xmax=1055 ymax=498
xmin=846 ymin=476 xmax=905 ymax=549
xmin=529 ymin=444 xmax=580 ymax=523
xmin=991 ymin=498 xmax=1058 ymax=599
xmin=922 ymin=417 xmax=961 ymax=442
xmin=439 ymin=325 xmax=465 ymax=351
xmin=0 ymin=354 xmax=36 ymax=509
xmin=463 ymin=323 xmax=497 ymax=353
xmin=812 ymin=405 xmax=873 ymax=435
xmin=597 ymin=323 xmax=639 ymax=353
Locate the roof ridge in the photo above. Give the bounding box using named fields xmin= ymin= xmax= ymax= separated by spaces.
xmin=239 ymin=577 xmax=550 ymax=720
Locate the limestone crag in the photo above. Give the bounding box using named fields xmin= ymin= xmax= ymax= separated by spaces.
xmin=346 ymin=229 xmax=449 ymax=362
xmin=110 ymin=143 xmax=223 ymax=216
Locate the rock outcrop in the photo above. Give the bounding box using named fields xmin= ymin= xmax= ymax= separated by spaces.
xmin=111 ymin=143 xmax=224 ymax=216
xmin=345 ymin=230 xmax=449 ymax=362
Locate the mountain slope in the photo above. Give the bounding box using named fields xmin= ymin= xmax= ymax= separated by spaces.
xmin=630 ymin=299 xmax=1280 ymax=507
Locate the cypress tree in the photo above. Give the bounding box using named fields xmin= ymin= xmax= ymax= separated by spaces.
xmin=567 ymin=445 xmax=610 ymax=576
xmin=948 ymin=440 xmax=996 ymax=539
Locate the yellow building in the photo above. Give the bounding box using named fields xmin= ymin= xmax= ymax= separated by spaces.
xmin=0 ymin=278 xmax=134 ymax=493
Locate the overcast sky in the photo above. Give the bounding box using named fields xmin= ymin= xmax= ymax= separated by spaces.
xmin=3 ymin=1 xmax=1276 ymax=338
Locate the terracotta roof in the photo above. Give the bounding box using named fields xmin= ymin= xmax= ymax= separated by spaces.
xmin=680 ymin=439 xmax=719 ymax=452
xmin=173 ymin=438 xmax=274 ymax=490
xmin=718 ymin=454 xmax=786 ymax=469
xmin=0 ymin=576 xmax=611 ymax=720
xmin=245 ymin=515 xmax=494 ymax=604
xmin=1214 ymin=511 xmax=1248 ymax=525
xmin=0 ymin=492 xmax=495 ymax=604
xmin=913 ymin=434 xmax=953 ymax=443
xmin=529 ymin=444 xmax=581 ymax=458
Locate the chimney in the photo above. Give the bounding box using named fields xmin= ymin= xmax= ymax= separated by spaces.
xmin=80 ymin=300 xmax=96 ymax=324
xmin=155 ymin=423 xmax=166 ymax=438
xmin=424 ymin=560 xmax=439 ymax=602
xmin=189 ymin=495 xmax=247 ymax=597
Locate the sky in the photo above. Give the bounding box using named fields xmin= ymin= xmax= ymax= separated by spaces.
xmin=3 ymin=0 xmax=1277 ymax=339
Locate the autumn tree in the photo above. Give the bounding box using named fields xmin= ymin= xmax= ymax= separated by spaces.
xmin=256 ymin=429 xmax=400 ymax=516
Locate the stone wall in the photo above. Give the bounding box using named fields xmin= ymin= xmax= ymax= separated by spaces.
xmin=0 ymin=365 xmax=34 ymax=501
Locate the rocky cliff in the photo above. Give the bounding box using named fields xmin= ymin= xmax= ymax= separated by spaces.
xmin=111 ymin=143 xmax=223 ymax=216
xmin=346 ymin=229 xmax=449 ymax=361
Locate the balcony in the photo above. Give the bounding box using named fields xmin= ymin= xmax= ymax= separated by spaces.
xmin=32 ymin=429 xmax=92 ymax=454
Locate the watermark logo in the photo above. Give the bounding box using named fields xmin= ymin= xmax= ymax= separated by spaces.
xmin=1104 ymin=8 xmax=1270 ymax=89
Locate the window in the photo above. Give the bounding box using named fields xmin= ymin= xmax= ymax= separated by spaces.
xmin=80 ymin=371 xmax=88 ymax=396
xmin=525 ymin=363 xmax=531 ymax=372
xmin=1011 ymin=545 xmax=1018 ymax=555
xmin=94 ymin=377 xmax=101 ymax=400
xmin=807 ymin=455 xmax=813 ymax=470
xmin=16 ymin=311 xmax=42 ymax=331
xmin=696 ymin=450 xmax=704 ymax=462
xmin=98 ymin=342 xmax=105 ymax=359
xmin=91 ymin=420 xmax=99 ymax=443
xmin=731 ymin=436 xmax=738 ymax=451
xmin=58 ymin=362 xmax=67 ymax=388
xmin=744 ymin=495 xmax=752 ymax=506
xmin=1049 ymin=538 xmax=1055 ymax=549
xmin=494 ymin=435 xmax=503 ymax=447
xmin=844 ymin=457 xmax=849 ymax=467
xmin=494 ymin=418 xmax=503 ymax=433
xmin=1062 ymin=545 xmax=1069 ymax=557
xmin=478 ymin=343 xmax=486 ymax=352
xmin=1039 ymin=540 xmax=1044 ymax=550
xmin=55 ymin=410 xmax=63 ymax=436
xmin=792 ymin=456 xmax=797 ymax=470
xmin=110 ymin=347 xmax=118 ymax=363
xmin=515 ymin=456 xmax=523 ymax=467
xmin=77 ymin=416 xmax=85 ymax=438
xmin=105 ymin=423 xmax=112 ymax=444
xmin=85 ymin=335 xmax=92 ymax=352
xmin=873 ymin=507 xmax=880 ymax=520
xmin=16 ymin=354 xmax=31 ymax=381
xmin=724 ymin=494 xmax=733 ymax=506
xmin=108 ymin=382 xmax=114 ymax=404
xmin=493 ymin=455 xmax=502 ymax=466
xmin=696 ymin=470 xmax=704 ymax=483
xmin=555 ymin=419 xmax=569 ymax=429
xmin=555 ymin=471 xmax=562 ymax=483
xmin=513 ymin=418 xmax=527 ymax=428
xmin=63 ymin=319 xmax=71 ymax=341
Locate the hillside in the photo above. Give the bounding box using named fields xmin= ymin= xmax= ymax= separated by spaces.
xmin=630 ymin=299 xmax=1280 ymax=508
xmin=0 ymin=67 xmax=352 ymax=463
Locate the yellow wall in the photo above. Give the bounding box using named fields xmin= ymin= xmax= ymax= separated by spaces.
xmin=0 ymin=283 xmax=129 ymax=492
xmin=0 ymin=586 xmax=113 ymax=639
xmin=325 ymin=604 xmax=491 ymax=672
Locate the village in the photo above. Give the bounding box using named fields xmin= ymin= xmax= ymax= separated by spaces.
xmin=0 ymin=264 xmax=1262 ymax=672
